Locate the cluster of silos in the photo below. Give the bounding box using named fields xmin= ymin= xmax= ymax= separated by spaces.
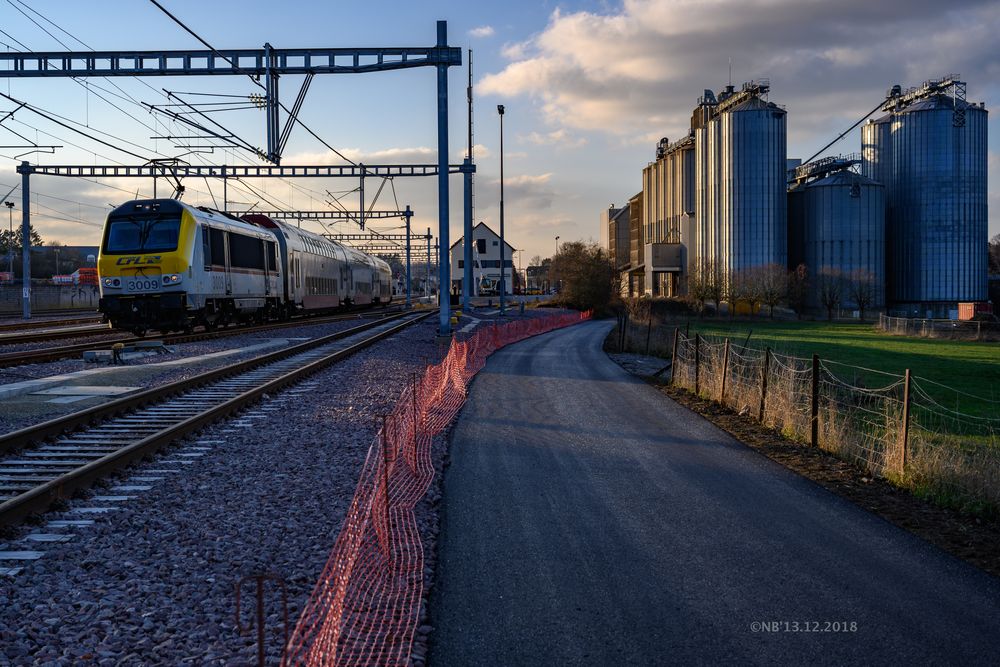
xmin=692 ymin=82 xmax=787 ymax=276
xmin=788 ymin=159 xmax=886 ymax=310
xmin=862 ymin=77 xmax=988 ymax=316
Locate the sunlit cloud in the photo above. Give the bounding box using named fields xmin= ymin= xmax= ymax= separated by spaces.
xmin=469 ymin=25 xmax=495 ymax=38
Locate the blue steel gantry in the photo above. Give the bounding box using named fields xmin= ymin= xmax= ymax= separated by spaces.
xmin=1 ymin=21 xmax=467 ymax=335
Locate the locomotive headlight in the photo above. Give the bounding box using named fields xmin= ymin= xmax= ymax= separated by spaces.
xmin=103 ymin=277 xmax=121 ymax=288
xmin=162 ymin=274 xmax=182 ymax=286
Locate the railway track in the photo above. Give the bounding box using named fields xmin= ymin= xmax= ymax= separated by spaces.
xmin=0 ymin=306 xmax=406 ymax=368
xmin=0 ymin=323 xmax=115 ymax=345
xmin=0 ymin=315 xmax=103 ymax=333
xmin=0 ymin=308 xmax=433 ymax=531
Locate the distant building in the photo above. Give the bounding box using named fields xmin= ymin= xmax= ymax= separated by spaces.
xmin=449 ymin=222 xmax=515 ymax=296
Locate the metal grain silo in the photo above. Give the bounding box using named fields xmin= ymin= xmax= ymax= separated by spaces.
xmin=865 ymin=77 xmax=988 ymax=314
xmin=802 ymin=170 xmax=886 ymax=309
xmin=861 ymin=114 xmax=893 ymax=191
xmin=693 ymin=97 xmax=719 ymax=270
xmin=786 ymin=183 xmax=807 ymax=270
xmin=717 ymin=91 xmax=788 ymax=274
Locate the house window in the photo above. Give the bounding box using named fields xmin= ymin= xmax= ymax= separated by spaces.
xmin=458 ymin=260 xmax=464 ymax=268
xmin=492 ymin=241 xmax=498 ymax=246
xmin=476 ymin=239 xmax=486 ymax=254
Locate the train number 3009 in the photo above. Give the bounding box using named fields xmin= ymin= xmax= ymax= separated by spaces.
xmin=126 ymin=278 xmax=160 ymax=292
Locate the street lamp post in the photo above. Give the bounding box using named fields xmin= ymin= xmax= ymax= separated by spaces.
xmin=497 ymin=104 xmax=506 ymax=316
xmin=555 ymin=235 xmax=560 ymax=255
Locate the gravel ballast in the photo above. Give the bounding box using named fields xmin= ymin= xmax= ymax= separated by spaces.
xmin=0 ymin=308 xmax=572 ymax=664
xmin=0 ymin=317 xmax=389 ymax=434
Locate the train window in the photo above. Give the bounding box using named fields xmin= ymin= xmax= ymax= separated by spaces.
xmin=266 ymin=241 xmax=277 ymax=273
xmin=202 ymin=226 xmax=211 ymax=270
xmin=210 ymin=228 xmax=226 ymax=265
xmin=104 ymin=216 xmax=181 ymax=254
xmin=229 ymin=233 xmax=266 ymax=270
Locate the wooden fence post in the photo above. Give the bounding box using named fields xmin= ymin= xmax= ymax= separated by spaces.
xmin=694 ymin=334 xmax=701 ymax=395
xmin=720 ymin=338 xmax=730 ymax=404
xmin=670 ymin=327 xmax=680 ymax=385
xmin=900 ymin=368 xmax=912 ymax=474
xmin=758 ymin=346 xmax=770 ymax=421
xmin=811 ymin=354 xmax=820 ymax=447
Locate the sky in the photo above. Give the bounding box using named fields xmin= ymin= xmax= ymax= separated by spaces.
xmin=0 ymin=0 xmax=997 ymax=269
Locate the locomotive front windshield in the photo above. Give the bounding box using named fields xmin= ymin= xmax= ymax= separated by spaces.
xmin=103 ymin=216 xmax=181 ymax=254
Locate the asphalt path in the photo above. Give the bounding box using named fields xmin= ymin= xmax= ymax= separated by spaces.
xmin=427 ymin=320 xmax=1000 ymax=666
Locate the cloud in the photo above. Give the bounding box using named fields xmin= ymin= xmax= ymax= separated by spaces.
xmin=469 ymin=26 xmax=495 ymax=38
xmin=286 ymin=146 xmax=438 ymax=165
xmin=522 ymin=129 xmax=587 ymax=149
xmin=479 ymin=0 xmax=1000 ymax=143
xmin=478 ymin=173 xmax=557 ymax=212
xmin=452 ymin=144 xmax=492 ymax=162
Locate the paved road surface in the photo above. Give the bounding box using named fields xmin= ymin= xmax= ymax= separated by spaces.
xmin=428 ymin=320 xmax=1000 ymax=666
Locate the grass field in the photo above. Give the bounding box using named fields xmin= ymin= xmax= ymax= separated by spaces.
xmin=664 ymin=318 xmax=1000 ymax=416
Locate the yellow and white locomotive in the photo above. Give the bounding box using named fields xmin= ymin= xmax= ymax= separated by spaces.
xmin=98 ymin=199 xmax=392 ymax=334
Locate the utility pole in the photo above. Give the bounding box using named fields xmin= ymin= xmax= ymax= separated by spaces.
xmin=463 ymin=48 xmax=474 ymax=314
xmin=435 ymin=20 xmax=451 ymax=335
xmin=497 ymin=103 xmax=506 ymax=316
xmin=404 ymin=205 xmax=412 ymax=308
xmin=21 ymin=161 xmax=30 ymax=319
xmin=4 ymin=201 xmax=13 ymax=275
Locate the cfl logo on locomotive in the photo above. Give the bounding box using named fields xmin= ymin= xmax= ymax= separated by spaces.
xmin=115 ymin=255 xmax=161 ymax=266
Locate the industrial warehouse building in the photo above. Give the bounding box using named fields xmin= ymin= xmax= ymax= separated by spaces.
xmin=607 ymin=76 xmax=989 ymax=318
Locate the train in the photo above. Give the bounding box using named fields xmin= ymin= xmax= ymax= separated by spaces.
xmin=97 ymin=199 xmax=393 ymax=335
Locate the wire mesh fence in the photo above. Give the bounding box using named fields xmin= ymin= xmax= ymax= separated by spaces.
xmin=670 ymin=330 xmax=1000 ymax=511
xmin=878 ymin=313 xmax=1000 ymax=342
xmin=285 ymin=310 xmax=592 ymax=666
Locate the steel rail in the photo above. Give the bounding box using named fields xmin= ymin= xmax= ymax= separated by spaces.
xmin=0 ymin=316 xmax=103 ymax=333
xmin=0 ymin=323 xmax=114 ymax=345
xmin=0 ymin=305 xmax=403 ymax=368
xmin=0 ymin=309 xmax=433 ymax=527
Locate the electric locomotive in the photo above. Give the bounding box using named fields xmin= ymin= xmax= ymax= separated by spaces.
xmin=97 ymin=199 xmax=392 ymax=334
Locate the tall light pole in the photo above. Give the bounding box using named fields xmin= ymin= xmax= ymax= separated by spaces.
xmin=555 ymin=235 xmax=560 ymax=255
xmin=4 ymin=201 xmax=13 ymax=275
xmin=497 ymin=104 xmax=506 ymax=316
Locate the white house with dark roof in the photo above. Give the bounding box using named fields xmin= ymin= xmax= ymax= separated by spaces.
xmin=449 ymin=222 xmax=515 ymax=296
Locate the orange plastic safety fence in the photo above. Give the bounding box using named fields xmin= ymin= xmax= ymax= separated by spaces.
xmin=284 ymin=311 xmax=592 ymax=666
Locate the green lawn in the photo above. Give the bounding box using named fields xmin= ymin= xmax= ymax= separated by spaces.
xmin=673 ymin=318 xmax=1000 ymax=416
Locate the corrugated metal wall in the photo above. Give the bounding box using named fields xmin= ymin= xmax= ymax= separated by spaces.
xmin=863 ymin=97 xmax=988 ymax=310
xmin=801 ymin=171 xmax=886 ymax=309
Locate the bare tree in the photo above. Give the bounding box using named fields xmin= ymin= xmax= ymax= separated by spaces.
xmin=989 ymin=233 xmax=1000 ymax=275
xmin=685 ymin=261 xmax=707 ymax=315
xmin=758 ymin=263 xmax=787 ymax=318
xmin=847 ymin=268 xmax=876 ymax=321
xmin=741 ymin=267 xmax=764 ymax=317
xmin=817 ymin=267 xmax=844 ymax=321
xmin=725 ymin=268 xmax=750 ymax=317
xmin=787 ymin=264 xmax=809 ymax=319
xmin=703 ymin=260 xmax=724 ymax=314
